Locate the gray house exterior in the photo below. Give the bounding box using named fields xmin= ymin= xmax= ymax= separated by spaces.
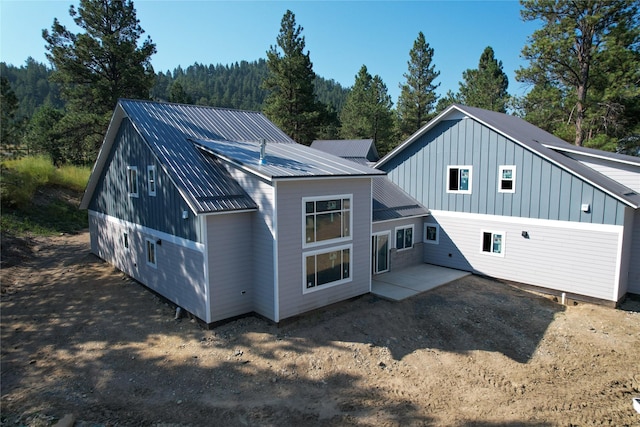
xmin=81 ymin=100 xmax=384 ymax=325
xmin=377 ymin=104 xmax=640 ymax=303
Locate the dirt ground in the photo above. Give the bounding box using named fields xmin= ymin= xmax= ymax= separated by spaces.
xmin=1 ymin=232 xmax=639 ymax=427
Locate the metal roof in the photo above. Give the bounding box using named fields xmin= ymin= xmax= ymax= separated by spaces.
xmin=310 ymin=139 xmax=379 ymax=162
xmin=377 ymin=104 xmax=640 ymax=209
xmin=372 ymin=177 xmax=429 ymax=222
xmin=192 ymin=138 xmax=385 ymax=180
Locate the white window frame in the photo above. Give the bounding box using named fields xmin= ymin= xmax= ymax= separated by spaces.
xmin=145 ymin=238 xmax=158 ymax=268
xmin=395 ymin=225 xmax=414 ymax=251
xmin=302 ymin=194 xmax=353 ymax=248
xmin=498 ymin=165 xmax=516 ymax=193
xmin=127 ymin=166 xmax=139 ymax=198
xmin=303 ymin=244 xmax=352 ymax=294
xmin=423 ymin=223 xmax=440 ymax=245
xmin=147 ymin=165 xmax=157 ymax=197
xmin=446 ymin=165 xmax=473 ymax=194
xmin=480 ymin=230 xmax=505 ymax=257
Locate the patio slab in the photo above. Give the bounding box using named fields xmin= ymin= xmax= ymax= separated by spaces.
xmin=371 ymin=264 xmax=470 ymax=301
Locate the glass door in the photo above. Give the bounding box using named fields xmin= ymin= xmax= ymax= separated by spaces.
xmin=372 ymin=232 xmax=390 ymax=274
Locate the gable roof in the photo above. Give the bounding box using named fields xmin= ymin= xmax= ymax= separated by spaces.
xmin=310 ymin=139 xmax=379 ymax=163
xmin=377 ymin=104 xmax=640 ymax=209
xmin=81 ymin=100 xmax=296 ymax=214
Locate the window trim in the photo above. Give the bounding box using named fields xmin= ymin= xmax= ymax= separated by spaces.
xmin=123 ymin=231 xmax=129 ymax=250
xmin=145 ymin=238 xmax=158 ymax=268
xmin=498 ymin=165 xmax=516 ymax=194
xmin=147 ymin=165 xmax=157 ymax=197
xmin=394 ymin=224 xmax=414 ymax=251
xmin=302 ymin=244 xmax=353 ymax=294
xmin=302 ymin=194 xmax=353 ymax=249
xmin=446 ymin=165 xmax=473 ymax=194
xmin=480 ymin=230 xmax=505 ymax=257
xmin=423 ymin=223 xmax=440 ymax=245
xmin=127 ymin=166 xmax=139 ymax=198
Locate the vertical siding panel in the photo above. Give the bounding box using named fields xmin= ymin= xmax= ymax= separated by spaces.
xmin=539 ymin=161 xmax=552 ymax=220
xmin=548 ymin=167 xmax=562 ymax=220
xmin=485 ymin=128 xmax=496 ymax=216
xmin=579 ymin=183 xmax=594 ymax=223
xmin=558 ymin=171 xmax=572 ymax=220
xmin=591 ymin=190 xmax=606 ymax=224
xmin=569 ymin=177 xmax=583 ymax=222
xmin=529 ymin=155 xmax=542 ymax=218
xmin=512 ymin=145 xmax=524 ymax=217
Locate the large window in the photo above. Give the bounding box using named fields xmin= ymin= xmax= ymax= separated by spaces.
xmin=147 ymin=165 xmax=157 ymax=196
xmin=304 ymin=195 xmax=352 ymax=247
xmin=481 ymin=231 xmax=505 ymax=257
xmin=423 ymin=223 xmax=439 ymax=244
xmin=395 ymin=225 xmax=414 ymax=250
xmin=447 ymin=166 xmax=472 ymax=194
xmin=498 ymin=165 xmax=516 ymax=193
xmin=304 ymin=245 xmax=351 ymax=293
xmin=127 ymin=166 xmax=138 ymax=198
xmin=146 ymin=238 xmax=157 ymax=267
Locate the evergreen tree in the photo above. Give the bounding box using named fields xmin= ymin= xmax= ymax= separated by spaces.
xmin=397 ymin=32 xmax=440 ymax=139
xmin=517 ymin=0 xmax=639 ymax=147
xmin=1 ymin=76 xmax=20 ymax=151
xmin=340 ymin=65 xmax=395 ymax=155
xmin=43 ymin=0 xmax=156 ymax=163
xmin=262 ymin=10 xmax=321 ymax=145
xmin=458 ymin=46 xmax=509 ymax=112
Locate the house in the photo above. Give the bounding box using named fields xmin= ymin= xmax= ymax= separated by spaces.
xmin=80 ymin=99 xmax=385 ymax=325
xmin=376 ymin=104 xmax=640 ymax=304
xmin=311 ymin=139 xmax=429 ymax=274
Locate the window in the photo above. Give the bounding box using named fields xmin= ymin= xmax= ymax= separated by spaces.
xmin=127 ymin=166 xmax=138 ymax=198
xmin=304 ymin=195 xmax=352 ymax=247
xmin=304 ymin=245 xmax=351 ymax=293
xmin=447 ymin=166 xmax=472 ymax=194
xmin=123 ymin=232 xmax=129 ymax=250
xmin=423 ymin=223 xmax=439 ymax=244
xmin=481 ymin=231 xmax=505 ymax=256
xmin=146 ymin=238 xmax=157 ymax=267
xmin=395 ymin=225 xmax=414 ymax=250
xmin=147 ymin=165 xmax=157 ymax=196
xmin=498 ymin=165 xmax=516 ymax=193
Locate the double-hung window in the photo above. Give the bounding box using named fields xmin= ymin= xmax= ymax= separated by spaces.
xmin=481 ymin=231 xmax=505 ymax=257
xmin=498 ymin=165 xmax=516 ymax=193
xmin=447 ymin=166 xmax=472 ymax=194
xmin=127 ymin=166 xmax=139 ymax=198
xmin=395 ymin=225 xmax=414 ymax=250
xmin=147 ymin=165 xmax=157 ymax=196
xmin=303 ymin=195 xmax=352 ymax=247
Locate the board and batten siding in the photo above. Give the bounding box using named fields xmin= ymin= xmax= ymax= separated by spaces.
xmin=206 ymin=212 xmax=254 ymax=322
xmin=424 ymin=211 xmax=624 ymax=302
xmin=88 ymin=119 xmax=200 ymax=242
xmin=89 ymin=211 xmax=207 ymax=319
xmin=628 ymin=209 xmax=640 ymax=294
xmin=275 ymin=178 xmax=372 ymax=321
xmin=223 ymin=166 xmax=276 ymax=321
xmin=568 ymin=154 xmax=640 ymax=193
xmin=383 ymin=118 xmax=627 ymax=226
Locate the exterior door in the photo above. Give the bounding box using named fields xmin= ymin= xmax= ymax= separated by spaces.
xmin=372 ymin=232 xmax=390 ymax=274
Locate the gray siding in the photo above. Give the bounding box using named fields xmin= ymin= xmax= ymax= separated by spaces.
xmin=89 ymin=119 xmax=200 ymax=241
xmin=628 ymin=209 xmax=640 ymax=294
xmin=372 ymin=217 xmax=425 ymax=271
xmin=89 ymin=212 xmax=207 ymax=319
xmin=384 ymin=118 xmax=627 ymax=226
xmin=569 ymin=155 xmax=640 ymax=193
xmin=206 ymin=212 xmax=254 ymax=322
xmin=423 ymin=211 xmax=623 ymax=301
xmin=275 ymin=178 xmax=372 ymax=321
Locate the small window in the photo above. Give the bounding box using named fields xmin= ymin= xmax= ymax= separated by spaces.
xmin=423 ymin=223 xmax=439 ymax=244
xmin=481 ymin=231 xmax=505 ymax=257
xmin=498 ymin=166 xmax=516 ymax=193
xmin=304 ymin=245 xmax=352 ymax=293
xmin=146 ymin=238 xmax=157 ymax=267
xmin=123 ymin=232 xmax=129 ymax=250
xmin=127 ymin=166 xmax=138 ymax=198
xmin=395 ymin=225 xmax=414 ymax=250
xmin=447 ymin=166 xmax=472 ymax=194
xmin=147 ymin=165 xmax=157 ymax=196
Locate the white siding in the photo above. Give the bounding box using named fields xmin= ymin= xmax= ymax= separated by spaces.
xmin=628 ymin=209 xmax=640 ymax=294
xmin=424 ymin=210 xmax=624 ymax=301
xmin=89 ymin=211 xmax=207 ymax=320
xmin=571 ymin=155 xmax=640 ymax=193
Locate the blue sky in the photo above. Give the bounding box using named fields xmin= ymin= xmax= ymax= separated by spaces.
xmin=0 ymin=0 xmax=539 ymax=103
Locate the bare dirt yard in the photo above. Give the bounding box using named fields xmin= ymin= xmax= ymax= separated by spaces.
xmin=1 ymin=232 xmax=639 ymax=426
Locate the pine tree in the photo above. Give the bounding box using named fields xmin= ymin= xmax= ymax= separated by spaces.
xmin=262 ymin=10 xmax=321 ymax=145
xmin=397 ymin=32 xmax=440 ymax=139
xmin=1 ymin=76 xmax=20 ymax=150
xmin=458 ymin=46 xmax=509 ymax=113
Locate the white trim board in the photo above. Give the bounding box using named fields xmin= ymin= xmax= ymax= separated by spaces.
xmin=89 ymin=210 xmax=204 ymax=253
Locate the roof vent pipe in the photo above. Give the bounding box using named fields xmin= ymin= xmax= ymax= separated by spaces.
xmin=259 ymin=139 xmax=266 ymax=164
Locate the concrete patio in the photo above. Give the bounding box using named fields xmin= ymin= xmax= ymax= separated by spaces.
xmin=371 ymin=263 xmax=470 ymax=301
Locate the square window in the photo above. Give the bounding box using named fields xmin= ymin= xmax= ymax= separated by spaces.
xmin=147 ymin=165 xmax=157 ymax=196
xmin=481 ymin=231 xmax=505 ymax=257
xmin=424 ymin=224 xmax=439 ymax=244
xmin=447 ymin=166 xmax=472 ymax=194
xmin=395 ymin=225 xmax=414 ymax=250
xmin=498 ymin=166 xmax=516 ymax=193
xmin=127 ymin=166 xmax=138 ymax=197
